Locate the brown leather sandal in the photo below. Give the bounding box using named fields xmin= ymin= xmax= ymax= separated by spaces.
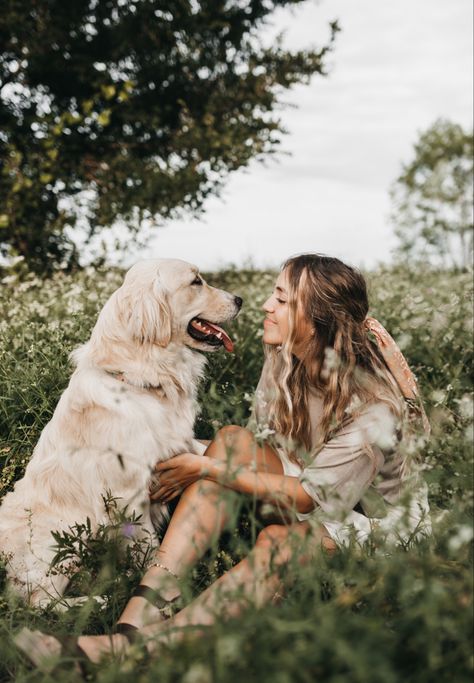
xmin=115 ymin=583 xmax=182 ymax=642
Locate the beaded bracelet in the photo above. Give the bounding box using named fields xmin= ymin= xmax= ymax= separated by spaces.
xmin=151 ymin=562 xmax=179 ymax=580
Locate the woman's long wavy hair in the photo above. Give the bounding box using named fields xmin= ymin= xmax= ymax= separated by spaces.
xmin=265 ymin=254 xmax=404 ymax=457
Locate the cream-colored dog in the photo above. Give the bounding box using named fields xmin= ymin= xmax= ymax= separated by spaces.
xmin=0 ymin=259 xmax=242 ymax=605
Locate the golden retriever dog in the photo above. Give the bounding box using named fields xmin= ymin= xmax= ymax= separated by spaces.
xmin=0 ymin=258 xmax=242 ymax=605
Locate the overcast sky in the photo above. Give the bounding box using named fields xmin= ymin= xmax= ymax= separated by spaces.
xmin=122 ymin=0 xmax=473 ymax=271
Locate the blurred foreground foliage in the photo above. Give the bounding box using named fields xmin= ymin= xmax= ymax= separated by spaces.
xmin=0 ymin=264 xmax=472 ymax=682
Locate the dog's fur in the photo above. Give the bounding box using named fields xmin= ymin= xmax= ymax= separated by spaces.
xmin=0 ymin=258 xmax=241 ymax=605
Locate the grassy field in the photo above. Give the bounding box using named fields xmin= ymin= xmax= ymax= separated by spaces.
xmin=0 ymin=263 xmax=472 ymax=683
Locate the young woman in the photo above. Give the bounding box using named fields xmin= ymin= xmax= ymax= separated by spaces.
xmin=17 ymin=254 xmax=430 ymax=665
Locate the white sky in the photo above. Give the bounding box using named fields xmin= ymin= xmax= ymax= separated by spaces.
xmin=121 ymin=0 xmax=473 ymax=271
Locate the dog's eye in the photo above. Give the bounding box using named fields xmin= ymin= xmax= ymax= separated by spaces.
xmin=191 ymin=276 xmax=203 ymax=286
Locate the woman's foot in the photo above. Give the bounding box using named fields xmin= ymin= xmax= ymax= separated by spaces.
xmin=77 ymin=633 xmax=129 ymax=663
xmin=14 ymin=627 xmax=128 ymax=671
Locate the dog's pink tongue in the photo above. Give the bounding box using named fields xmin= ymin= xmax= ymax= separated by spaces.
xmin=204 ymin=321 xmax=234 ymax=352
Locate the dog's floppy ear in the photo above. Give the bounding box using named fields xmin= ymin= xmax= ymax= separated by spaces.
xmin=125 ymin=279 xmax=172 ymax=346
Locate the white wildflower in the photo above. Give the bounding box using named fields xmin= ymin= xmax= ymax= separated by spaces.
xmin=366 ymin=404 xmax=397 ymax=450
xmin=254 ymin=425 xmax=275 ymax=440
xmin=345 ymin=395 xmax=363 ymax=415
xmin=321 ymin=346 xmax=339 ymax=378
xmin=448 ymin=525 xmax=474 ymax=553
xmin=432 ymin=509 xmax=450 ymax=525
xmin=29 ymin=301 xmax=49 ymax=317
xmin=9 ymin=255 xmax=25 ymax=266
xmin=216 ymin=634 xmax=242 ymax=664
xmin=374 ymin=427 xmax=397 ymax=451
xmin=67 ymin=300 xmax=83 ymax=314
xmin=464 ymin=423 xmax=473 ymax=443
xmin=456 ymin=395 xmax=474 ymax=421
xmin=182 ymin=663 xmax=212 ymax=683
xmin=431 ymin=389 xmax=446 ymax=405
xmin=395 ymin=333 xmax=412 ymax=351
xmin=431 ymin=310 xmax=448 ymax=334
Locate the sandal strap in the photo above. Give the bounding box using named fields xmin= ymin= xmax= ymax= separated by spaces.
xmin=115 ymin=622 xmax=140 ymax=644
xmin=59 ymin=635 xmax=90 ymax=659
xmin=114 ymin=623 xmax=149 ymax=660
xmin=56 ymin=635 xmax=95 ymax=676
xmin=132 ymin=584 xmax=182 ymax=615
xmin=132 ymin=584 xmax=169 ymax=609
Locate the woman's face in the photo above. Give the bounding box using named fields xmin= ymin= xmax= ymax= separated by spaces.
xmin=262 ymin=269 xmax=313 ymax=353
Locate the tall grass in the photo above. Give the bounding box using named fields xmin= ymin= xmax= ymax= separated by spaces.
xmin=0 ymin=264 xmax=472 ymax=683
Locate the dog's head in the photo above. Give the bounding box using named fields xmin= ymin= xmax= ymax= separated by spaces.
xmin=116 ymin=258 xmax=242 ymax=352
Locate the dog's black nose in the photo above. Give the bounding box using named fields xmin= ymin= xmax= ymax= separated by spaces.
xmin=234 ymin=296 xmax=243 ymax=309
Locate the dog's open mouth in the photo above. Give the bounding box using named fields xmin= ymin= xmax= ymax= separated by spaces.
xmin=187 ymin=317 xmax=234 ymax=352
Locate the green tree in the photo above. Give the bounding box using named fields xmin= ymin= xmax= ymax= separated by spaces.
xmin=391 ymin=119 xmax=473 ymax=270
xmin=0 ymin=0 xmax=337 ymax=273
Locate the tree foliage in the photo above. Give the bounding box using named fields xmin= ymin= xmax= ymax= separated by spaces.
xmin=391 ymin=119 xmax=473 ymax=269
xmin=0 ymin=0 xmax=337 ymax=273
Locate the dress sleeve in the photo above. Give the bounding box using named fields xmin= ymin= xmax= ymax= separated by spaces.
xmin=299 ymin=402 xmax=397 ymax=519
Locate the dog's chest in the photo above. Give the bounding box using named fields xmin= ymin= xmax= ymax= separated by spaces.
xmin=144 ymin=392 xmax=197 ymax=458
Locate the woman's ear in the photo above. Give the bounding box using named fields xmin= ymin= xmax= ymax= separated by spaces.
xmin=123 ymin=280 xmax=172 ymax=346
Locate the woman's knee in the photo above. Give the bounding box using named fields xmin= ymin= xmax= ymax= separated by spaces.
xmin=216 ymin=425 xmax=246 ymax=440
xmin=255 ymin=525 xmax=290 ymax=550
xmin=251 ymin=525 xmax=294 ymax=569
xmin=208 ymin=425 xmax=253 ymax=460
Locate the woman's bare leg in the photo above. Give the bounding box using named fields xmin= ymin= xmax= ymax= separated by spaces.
xmin=18 ymin=522 xmax=335 ymax=665
xmin=140 ymin=521 xmax=336 ymax=650
xmin=154 ymin=428 xmax=281 ymax=571
xmin=117 ymin=426 xmax=284 ymax=629
xmin=121 ymin=426 xmax=283 ymax=620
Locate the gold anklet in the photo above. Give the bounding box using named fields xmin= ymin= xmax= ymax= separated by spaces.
xmin=151 ymin=562 xmax=179 ymax=580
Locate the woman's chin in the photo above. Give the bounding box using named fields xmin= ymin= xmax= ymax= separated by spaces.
xmin=263 ymin=333 xmax=283 ymax=346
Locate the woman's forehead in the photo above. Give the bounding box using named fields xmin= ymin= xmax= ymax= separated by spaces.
xmin=275 ymin=270 xmax=289 ymax=291
xmin=276 ymin=266 xmax=308 ymax=292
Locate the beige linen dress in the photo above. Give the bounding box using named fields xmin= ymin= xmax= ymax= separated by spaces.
xmin=248 ymin=360 xmax=431 ymax=546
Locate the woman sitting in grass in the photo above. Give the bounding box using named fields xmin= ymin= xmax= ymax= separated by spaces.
xmin=17 ymin=253 xmax=430 ymax=667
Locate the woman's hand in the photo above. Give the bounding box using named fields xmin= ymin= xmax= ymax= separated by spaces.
xmin=149 ymin=453 xmax=208 ymax=503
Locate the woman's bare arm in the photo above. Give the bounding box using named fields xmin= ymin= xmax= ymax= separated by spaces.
xmin=204 ymin=459 xmax=315 ymax=515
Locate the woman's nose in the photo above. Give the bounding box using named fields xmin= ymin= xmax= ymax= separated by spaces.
xmin=262 ymin=296 xmax=273 ymax=312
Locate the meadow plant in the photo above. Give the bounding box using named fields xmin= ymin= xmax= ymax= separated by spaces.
xmin=0 ymin=264 xmax=472 ymax=682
